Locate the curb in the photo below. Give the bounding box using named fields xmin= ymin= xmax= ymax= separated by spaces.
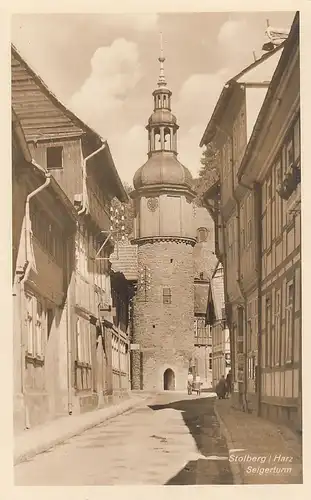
xmin=14 ymin=396 xmax=150 ymax=466
xmin=214 ymin=403 xmax=243 ymax=485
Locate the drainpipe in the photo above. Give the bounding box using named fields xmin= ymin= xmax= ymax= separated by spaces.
xmin=78 ymin=142 xmax=106 ymax=215
xmin=19 ymin=171 xmax=51 ymax=429
xmin=66 ymin=235 xmax=73 ymax=415
xmin=253 ymin=182 xmax=262 ymax=417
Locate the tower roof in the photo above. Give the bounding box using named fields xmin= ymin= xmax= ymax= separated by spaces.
xmin=132 ymin=34 xmax=193 ymax=192
xmin=133 ymin=151 xmax=193 ymax=190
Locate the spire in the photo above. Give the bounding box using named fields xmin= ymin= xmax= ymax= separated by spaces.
xmin=157 ymin=32 xmax=167 ymax=88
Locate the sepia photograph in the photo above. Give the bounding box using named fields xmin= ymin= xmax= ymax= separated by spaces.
xmin=11 ymin=9 xmax=302 ymax=486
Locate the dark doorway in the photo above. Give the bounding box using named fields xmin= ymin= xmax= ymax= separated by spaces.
xmin=163 ymin=368 xmax=175 ymax=390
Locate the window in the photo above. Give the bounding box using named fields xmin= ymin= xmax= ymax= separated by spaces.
xmin=47 ymin=308 xmax=54 ymax=340
xmin=248 ymin=355 xmax=256 ymax=379
xmin=26 ymin=293 xmax=34 ymax=356
xmin=199 ymin=272 xmax=204 ymax=280
xmin=265 ymin=297 xmax=272 ymax=367
xmin=163 ymin=287 xmax=171 ymax=304
xmin=266 ymin=179 xmax=272 ymax=249
xmin=25 ymin=292 xmax=46 ymax=358
xmin=197 ymin=227 xmax=208 ymax=243
xmin=76 ymin=316 xmax=91 ymax=364
xmin=293 ymin=118 xmax=300 ymax=161
xmin=285 ymin=281 xmax=294 ymax=363
xmin=209 ymin=353 xmax=212 ymax=370
xmin=274 ymin=290 xmax=281 ymax=365
xmin=285 ymin=138 xmax=294 ymax=172
xmin=30 ymin=204 xmax=63 ymax=266
xmin=227 ymin=219 xmax=235 ymax=262
xmin=275 ymin=159 xmax=282 ymax=238
xmin=47 ymin=146 xmax=63 ymax=169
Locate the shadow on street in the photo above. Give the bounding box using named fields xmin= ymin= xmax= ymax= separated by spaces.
xmin=148 ymin=396 xmax=233 ymax=485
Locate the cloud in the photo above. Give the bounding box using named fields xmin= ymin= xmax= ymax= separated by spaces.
xmin=109 ymin=125 xmax=147 ymax=185
xmin=217 ymin=19 xmax=264 ymax=65
xmin=69 ymin=38 xmax=142 ymax=135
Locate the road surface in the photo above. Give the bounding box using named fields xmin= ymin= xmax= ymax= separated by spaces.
xmin=15 ymin=393 xmax=233 ymax=485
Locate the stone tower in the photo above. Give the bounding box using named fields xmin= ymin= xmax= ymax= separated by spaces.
xmin=131 ymin=36 xmax=197 ymax=391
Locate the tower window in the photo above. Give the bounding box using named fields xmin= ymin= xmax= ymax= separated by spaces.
xmin=209 ymin=352 xmax=212 ymax=370
xmin=163 ymin=287 xmax=171 ymax=304
xmin=47 ymin=146 xmax=63 ymax=169
xmin=164 ymin=128 xmax=171 ymax=150
xmin=200 ymin=272 xmax=204 ymax=280
xmin=197 ymin=227 xmax=209 ymax=243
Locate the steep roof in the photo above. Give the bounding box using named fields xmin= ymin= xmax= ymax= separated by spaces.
xmin=110 ymin=241 xmax=138 ymax=281
xmin=199 ymin=44 xmax=284 ymax=147
xmin=11 ymin=44 xmax=128 ymax=203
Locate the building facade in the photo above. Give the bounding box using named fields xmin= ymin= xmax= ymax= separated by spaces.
xmin=12 ymin=45 xmax=130 ymax=430
xmin=238 ymin=15 xmax=301 ymax=430
xmin=193 ymin=207 xmax=217 ymax=388
xmin=12 ymin=111 xmax=77 ymax=431
xmin=200 ymin=43 xmax=284 ymax=413
xmin=200 ymin=13 xmax=300 ymax=430
xmin=130 ymin=47 xmax=197 ymax=391
xmin=206 ymin=262 xmax=231 ymax=388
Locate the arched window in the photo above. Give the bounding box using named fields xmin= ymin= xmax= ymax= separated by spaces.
xmin=197 ymin=227 xmax=209 ymax=242
xmin=154 ymin=128 xmax=161 ymax=150
xmin=164 ymin=128 xmax=171 ymax=150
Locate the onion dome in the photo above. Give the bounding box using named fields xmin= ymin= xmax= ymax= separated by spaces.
xmin=133 ymin=151 xmax=192 ymax=190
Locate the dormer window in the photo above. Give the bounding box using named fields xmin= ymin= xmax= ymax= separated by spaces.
xmin=47 ymin=146 xmax=63 ymax=169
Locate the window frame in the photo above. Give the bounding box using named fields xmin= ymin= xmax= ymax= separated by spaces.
xmin=46 ymin=145 xmax=64 ymax=170
xmin=285 ymin=279 xmax=295 ymax=364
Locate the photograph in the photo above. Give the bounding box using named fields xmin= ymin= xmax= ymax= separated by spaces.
xmin=11 ymin=10 xmax=301 ymax=486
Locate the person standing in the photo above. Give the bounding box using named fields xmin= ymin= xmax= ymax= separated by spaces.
xmin=216 ymin=375 xmax=227 ymax=399
xmin=226 ymin=370 xmax=232 ymax=398
xmin=187 ymin=371 xmax=193 ymax=395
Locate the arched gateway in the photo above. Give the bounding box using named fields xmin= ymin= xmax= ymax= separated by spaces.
xmin=163 ymin=368 xmax=175 ymax=391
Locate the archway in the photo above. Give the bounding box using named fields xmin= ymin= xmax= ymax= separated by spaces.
xmin=163 ymin=368 xmax=175 ymax=391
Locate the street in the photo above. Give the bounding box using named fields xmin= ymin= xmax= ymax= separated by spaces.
xmin=15 ymin=393 xmax=233 ymax=485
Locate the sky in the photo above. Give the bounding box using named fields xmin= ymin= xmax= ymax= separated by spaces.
xmin=11 ymin=11 xmax=295 ymax=185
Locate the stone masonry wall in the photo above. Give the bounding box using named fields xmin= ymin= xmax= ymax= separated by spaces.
xmin=132 ymin=240 xmax=195 ymax=391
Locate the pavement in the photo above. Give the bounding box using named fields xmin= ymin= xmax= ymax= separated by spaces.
xmin=214 ymin=397 xmax=303 ymax=484
xmin=14 ymin=392 xmax=152 ymax=466
xmin=14 ymin=392 xmax=233 ymax=485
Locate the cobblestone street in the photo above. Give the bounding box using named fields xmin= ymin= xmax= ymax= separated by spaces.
xmin=14 ymin=394 xmax=233 ymax=486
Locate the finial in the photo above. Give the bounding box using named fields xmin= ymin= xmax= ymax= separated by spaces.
xmin=157 ymin=32 xmax=167 ymax=87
